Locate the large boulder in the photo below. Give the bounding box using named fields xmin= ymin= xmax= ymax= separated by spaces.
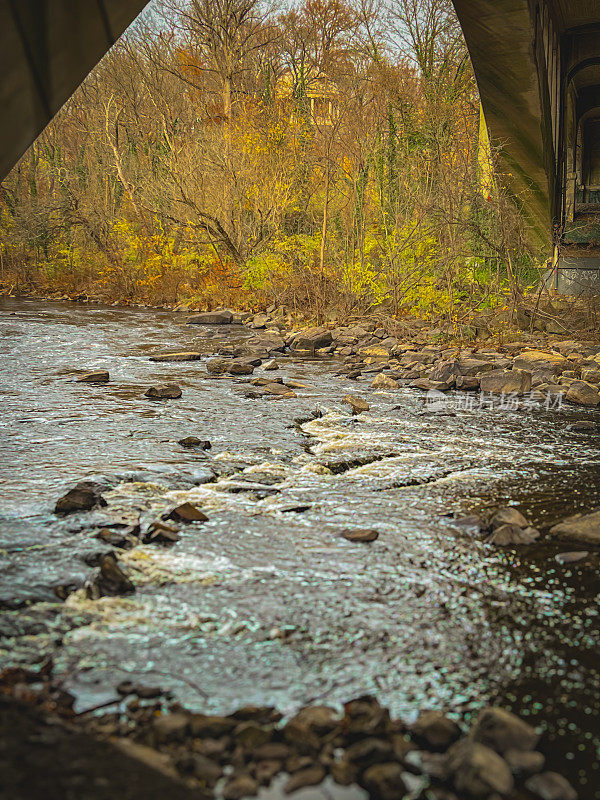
xmin=479 ymin=369 xmax=532 ymax=396
xmin=76 ymin=370 xmax=109 ymax=383
xmin=411 ymin=710 xmax=461 ymax=750
xmin=430 ymin=360 xmax=461 ymax=384
xmin=513 ymin=350 xmax=570 ymax=375
xmin=371 ymin=373 xmax=399 ymax=389
xmin=445 ymin=740 xmax=514 ymax=797
xmin=549 ymin=509 xmax=600 ymax=545
xmin=565 ymin=380 xmax=600 ymax=406
xmin=187 ymin=310 xmax=233 ymax=325
xmin=292 ymin=327 xmax=333 ymax=352
xmin=55 ymin=481 xmax=107 ymax=514
xmin=471 ymin=707 xmax=539 ymax=753
xmin=145 ymin=384 xmax=182 ymax=399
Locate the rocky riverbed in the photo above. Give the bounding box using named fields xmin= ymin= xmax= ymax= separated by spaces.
xmin=1 ymin=298 xmax=600 ymax=799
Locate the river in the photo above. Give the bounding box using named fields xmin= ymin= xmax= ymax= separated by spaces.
xmin=0 ymin=298 xmax=599 ymax=798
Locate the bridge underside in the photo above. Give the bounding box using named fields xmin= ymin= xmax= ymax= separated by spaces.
xmin=454 ymin=0 xmax=600 ymax=293
xmin=0 ymin=0 xmax=148 ymax=180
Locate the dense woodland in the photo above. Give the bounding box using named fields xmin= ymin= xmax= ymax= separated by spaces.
xmin=0 ymin=0 xmax=536 ymax=323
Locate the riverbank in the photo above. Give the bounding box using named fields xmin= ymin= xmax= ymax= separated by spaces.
xmin=0 ymin=669 xmax=578 ymax=800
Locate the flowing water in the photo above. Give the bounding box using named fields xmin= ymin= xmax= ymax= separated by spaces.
xmin=0 ymin=298 xmax=599 ymax=797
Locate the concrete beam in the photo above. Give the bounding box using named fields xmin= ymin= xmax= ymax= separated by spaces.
xmin=0 ymin=0 xmax=149 ymax=179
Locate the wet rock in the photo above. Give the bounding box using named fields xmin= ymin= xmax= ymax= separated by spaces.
xmin=149 ymin=352 xmax=201 ymax=362
xmin=491 ymin=507 xmax=530 ymax=529
xmin=178 ymin=436 xmax=212 ymax=449
xmin=228 ymin=360 xmax=255 ymax=375
xmin=251 ymin=376 xmax=284 ymax=386
xmin=222 ymin=774 xmax=259 ymax=800
xmin=188 ymin=310 xmax=233 ymax=325
xmin=525 ymin=772 xmax=578 ymax=800
xmin=487 ymin=524 xmax=540 ymax=545
xmin=145 ymin=384 xmax=182 ymax=399
xmin=342 ymin=528 xmax=379 ymax=543
xmin=253 ymin=743 xmax=291 ymax=761
xmin=167 ymin=502 xmax=208 ymax=523
xmin=555 ymin=551 xmax=589 ymax=564
xmin=361 ymin=762 xmax=407 ymax=800
xmin=85 ymin=553 xmax=135 ymax=599
xmin=263 ymin=360 xmax=279 ymax=370
xmin=206 ymin=358 xmax=230 ymax=374
xmin=580 ymin=367 xmax=600 ymax=383
xmin=445 ymin=740 xmax=513 ymax=797
xmin=234 ymin=722 xmax=273 ymax=750
xmin=371 ymin=373 xmax=399 ymax=389
xmin=566 ymin=421 xmax=596 ymax=433
xmin=549 ymin=509 xmax=600 ymax=545
xmin=292 ymin=327 xmax=333 ymax=352
xmin=55 ymin=482 xmax=107 ymax=514
xmin=96 ymin=527 xmax=139 ymax=550
xmin=142 ymin=521 xmax=180 ymax=544
xmin=479 ymin=369 xmax=532 ymax=396
xmin=411 ymin=711 xmax=461 ymax=750
xmin=260 ymin=383 xmax=296 ymax=398
xmin=76 ymin=370 xmax=109 ymax=383
xmin=286 ymin=379 xmax=311 ymax=389
xmin=565 ymin=380 xmax=600 ymax=406
xmin=344 ymin=394 xmax=370 ymax=415
xmin=471 ymin=707 xmax=539 ymax=753
xmin=410 ymin=378 xmax=450 ymax=392
xmin=284 ymin=765 xmax=326 ymax=794
xmin=504 ymin=748 xmax=545 ymax=776
xmin=53 ymin=581 xmax=82 ymax=600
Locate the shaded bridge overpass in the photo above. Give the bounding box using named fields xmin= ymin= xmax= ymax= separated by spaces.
xmin=2 ymin=0 xmax=600 ymax=292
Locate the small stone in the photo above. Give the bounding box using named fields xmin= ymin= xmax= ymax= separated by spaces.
xmin=188 ymin=310 xmax=233 ymax=325
xmin=491 ymin=507 xmax=530 ymax=529
xmin=525 ymin=772 xmax=578 ymax=800
xmin=344 ymin=394 xmax=370 ymax=414
xmin=55 ymin=483 xmax=106 ymax=514
xmin=254 ymin=759 xmax=282 ymax=785
xmin=331 ymin=758 xmax=358 ymax=786
xmin=361 ymin=762 xmax=407 ymax=800
xmin=411 ymin=710 xmax=461 ymax=750
xmin=153 ymin=712 xmax=190 ymax=743
xmin=471 ymin=707 xmax=540 ymax=753
xmin=291 ymin=706 xmax=340 ymax=735
xmin=142 ymin=521 xmax=180 ymax=544
xmin=371 ymin=373 xmax=399 ymax=389
xmin=286 ymin=379 xmax=311 ymax=389
xmin=260 ymin=383 xmax=296 ymax=398
xmin=206 ymin=358 xmax=230 ymax=374
xmin=167 ymin=502 xmax=208 ymax=523
xmin=149 ymin=352 xmax=201 ymax=362
xmin=555 ymin=551 xmax=588 ymax=564
xmin=222 ymin=774 xmax=259 ymax=800
xmin=178 ymin=436 xmax=211 ymax=449
xmin=85 ymin=553 xmax=134 ymax=599
xmin=345 ymin=737 xmax=394 ymax=766
xmin=282 ymin=720 xmax=320 ymax=753
xmin=189 ymin=714 xmax=237 ymax=738
xmin=190 ymin=754 xmax=222 ymax=786
xmin=263 ymin=360 xmax=279 ymax=370
xmin=144 ymin=383 xmax=182 ymax=399
xmin=228 ymin=361 xmax=255 ymax=375
xmin=95 ymin=528 xmax=137 ymax=549
xmin=284 ymin=765 xmax=326 ymax=794
xmin=342 ymin=528 xmax=379 ymax=543
xmin=487 ymin=524 xmax=540 ymax=545
xmin=566 ymin=420 xmax=596 ymax=432
xmin=234 ymin=722 xmax=273 ymax=749
xmin=445 ymin=740 xmax=514 ymax=796
xmin=549 ymin=509 xmax=600 ymax=545
xmin=504 ymin=748 xmax=545 ymax=776
xmin=76 ymin=370 xmax=109 ymax=383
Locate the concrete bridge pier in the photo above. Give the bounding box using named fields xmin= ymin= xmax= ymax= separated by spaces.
xmin=454 ymin=0 xmax=600 ymax=295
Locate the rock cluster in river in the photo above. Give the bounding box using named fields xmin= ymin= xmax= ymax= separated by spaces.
xmin=76 ymin=693 xmax=576 ymax=800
